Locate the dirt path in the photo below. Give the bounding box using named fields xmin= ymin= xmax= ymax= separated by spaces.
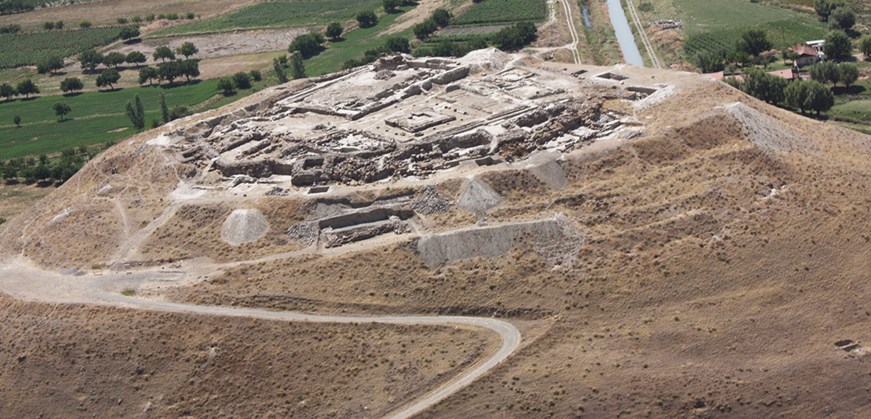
xmin=625 ymin=0 xmax=661 ymax=68
xmin=558 ymin=0 xmax=581 ymax=64
xmin=0 ymin=253 xmax=521 ymax=419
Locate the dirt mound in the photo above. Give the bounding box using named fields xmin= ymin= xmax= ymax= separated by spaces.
xmin=724 ymin=102 xmax=810 ymax=153
xmin=220 ymin=209 xmax=270 ymax=246
xmin=459 ymin=48 xmax=512 ymax=73
xmin=457 ymin=177 xmax=502 ymax=215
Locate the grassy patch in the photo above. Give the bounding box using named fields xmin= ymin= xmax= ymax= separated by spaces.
xmin=121 ymin=288 xmax=136 ymax=296
xmin=0 ymin=80 xmax=220 ymax=159
xmin=304 ymin=6 xmax=412 ymax=77
xmin=452 ymin=0 xmax=547 ymax=26
xmin=153 ymin=0 xmax=384 ymax=36
xmin=0 ymin=26 xmax=129 ymax=68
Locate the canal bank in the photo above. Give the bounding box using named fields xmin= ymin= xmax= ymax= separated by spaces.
xmin=605 ymin=0 xmax=644 ymax=66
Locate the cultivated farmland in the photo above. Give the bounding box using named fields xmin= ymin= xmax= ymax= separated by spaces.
xmin=154 ymin=0 xmax=385 ymax=36
xmin=0 ymin=27 xmax=128 ymax=68
xmin=451 ymin=0 xmax=547 ymax=26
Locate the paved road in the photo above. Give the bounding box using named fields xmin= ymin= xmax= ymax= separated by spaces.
xmin=0 ymin=258 xmax=521 ymax=418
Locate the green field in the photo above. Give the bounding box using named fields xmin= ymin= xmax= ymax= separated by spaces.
xmin=676 ymin=0 xmax=828 ymax=56
xmin=451 ymin=0 xmax=547 ymax=26
xmin=304 ymin=5 xmax=413 ymax=76
xmin=153 ymin=0 xmax=384 ymax=36
xmin=0 ymin=26 xmax=127 ymax=68
xmin=0 ymin=80 xmax=247 ymax=159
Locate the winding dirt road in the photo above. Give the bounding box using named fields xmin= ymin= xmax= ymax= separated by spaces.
xmin=0 ymin=257 xmax=521 ymax=418
xmin=558 ymin=0 xmax=582 ymax=64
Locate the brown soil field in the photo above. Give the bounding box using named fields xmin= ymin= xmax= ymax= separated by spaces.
xmin=0 ymin=0 xmax=254 ymax=31
xmin=0 ymin=184 xmax=51 ymax=222
xmin=0 ymin=294 xmax=495 ymax=417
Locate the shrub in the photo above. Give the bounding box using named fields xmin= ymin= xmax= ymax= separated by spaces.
xmin=357 ymin=10 xmax=378 ymax=28
xmin=232 ymin=71 xmax=252 ymax=89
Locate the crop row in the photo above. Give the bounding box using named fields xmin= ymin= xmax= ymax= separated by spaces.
xmin=684 ymin=19 xmax=828 ymax=57
xmin=0 ymin=26 xmax=128 ymax=68
xmin=452 ymin=0 xmax=547 ymax=26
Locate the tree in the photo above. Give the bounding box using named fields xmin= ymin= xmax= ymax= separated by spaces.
xmin=55 ymin=21 xmax=64 ymax=30
xmin=125 ymin=51 xmax=147 ymax=66
xmin=120 ymin=26 xmax=141 ymax=42
xmin=824 ymin=30 xmax=852 ymax=60
xmin=839 ymin=63 xmax=859 ymax=87
xmin=160 ymin=93 xmax=170 ymax=124
xmin=176 ymin=42 xmax=199 ymax=59
xmin=217 ymin=78 xmax=235 ymax=96
xmin=806 ymin=80 xmax=834 ymax=114
xmin=178 ymin=59 xmax=200 ymax=82
xmin=157 ymin=61 xmax=180 ymax=84
xmin=79 ymin=20 xmax=92 ymax=29
xmin=103 ymin=52 xmax=126 ymax=69
xmin=289 ymin=32 xmax=325 ymax=58
xmin=250 ymin=69 xmax=262 ymax=81
xmin=290 ymin=51 xmax=306 ymax=79
xmin=232 ymin=71 xmax=252 ymax=89
xmin=326 ymin=22 xmax=343 ymax=41
xmin=43 ymin=21 xmax=55 ymax=30
xmin=810 ymin=61 xmax=840 ymax=85
xmin=357 ymin=10 xmax=378 ymax=28
xmin=432 ymin=8 xmax=452 ymax=27
xmin=53 ymin=102 xmax=71 ymax=121
xmin=78 ymin=49 xmax=104 ymax=72
xmin=95 ymin=69 xmax=120 ymax=90
xmin=138 ymin=66 xmax=158 ymax=86
xmin=695 ymin=51 xmax=724 ymax=73
xmin=16 ymin=79 xmax=38 ymax=98
xmin=383 ymin=0 xmax=401 ymax=13
xmin=413 ymin=19 xmax=438 ymax=40
xmin=830 ymin=6 xmax=855 ymax=31
xmin=739 ymin=29 xmax=772 ymax=57
xmin=785 ymin=80 xmax=811 ymax=114
xmin=60 ymin=77 xmax=83 ymax=94
xmin=153 ymin=46 xmax=176 ymax=62
xmin=0 ymin=83 xmax=15 ymax=101
xmin=385 ymin=37 xmax=411 ymax=53
xmin=126 ymin=94 xmax=145 ymax=129
xmin=273 ymin=58 xmax=288 ymax=83
xmin=814 ymin=0 xmax=846 ymax=21
xmin=493 ymin=22 xmax=538 ymax=51
xmin=743 ymin=69 xmax=787 ymax=104
xmin=37 ymin=56 xmax=64 ymax=74
xmin=13 ymin=115 xmax=21 ymax=127
xmin=861 ymin=35 xmax=871 ymax=59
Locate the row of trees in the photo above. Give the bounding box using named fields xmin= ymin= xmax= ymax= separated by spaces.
xmin=808 ymin=61 xmax=859 ymax=87
xmin=727 ymin=70 xmax=835 ymax=115
xmin=0 ymin=79 xmax=39 ymax=101
xmin=1 ymin=146 xmax=106 ymax=185
xmin=137 ymin=60 xmax=201 ymax=86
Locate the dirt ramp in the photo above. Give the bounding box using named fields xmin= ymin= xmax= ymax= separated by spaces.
xmin=221 ymin=209 xmax=270 ymax=246
xmin=416 ymin=216 xmax=581 ymax=268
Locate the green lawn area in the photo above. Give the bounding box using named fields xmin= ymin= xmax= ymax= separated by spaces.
xmin=304 ymin=5 xmax=414 ymax=76
xmin=0 ymin=79 xmax=238 ymax=159
xmin=152 ymin=0 xmax=384 ymax=36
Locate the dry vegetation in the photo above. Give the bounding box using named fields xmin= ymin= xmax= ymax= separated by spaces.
xmin=0 ymin=294 xmax=495 ymax=417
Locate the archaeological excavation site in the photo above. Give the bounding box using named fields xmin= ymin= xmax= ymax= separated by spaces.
xmin=2 ymin=50 xmax=871 ymax=418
